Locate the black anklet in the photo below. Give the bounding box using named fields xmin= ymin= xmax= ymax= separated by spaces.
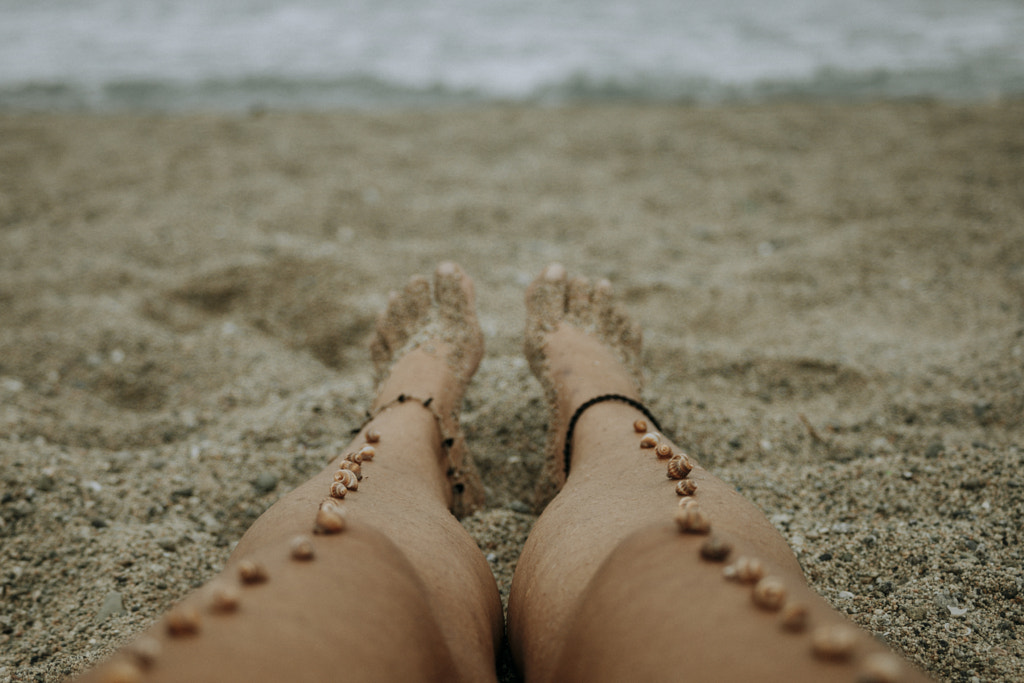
xmin=563 ymin=394 xmax=663 ymax=475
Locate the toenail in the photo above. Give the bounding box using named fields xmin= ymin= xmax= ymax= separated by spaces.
xmin=437 ymin=261 xmax=457 ymax=276
xmin=544 ymin=263 xmax=566 ymax=280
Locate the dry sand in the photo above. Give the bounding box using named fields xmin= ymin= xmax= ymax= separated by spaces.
xmin=1 ymin=101 xmax=1022 ymax=682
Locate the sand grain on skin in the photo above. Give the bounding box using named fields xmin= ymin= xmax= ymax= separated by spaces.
xmin=0 ymin=102 xmax=1022 ymax=682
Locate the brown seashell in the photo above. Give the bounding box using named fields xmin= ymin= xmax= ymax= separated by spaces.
xmin=357 ymin=445 xmax=376 ymax=461
xmin=333 ymin=469 xmax=359 ymax=490
xmin=675 ymin=479 xmax=698 ymax=496
xmin=752 ymin=576 xmax=787 ymax=611
xmin=666 ymin=454 xmax=694 ymax=480
xmin=724 ymin=556 xmax=764 ymax=583
xmin=314 ymin=502 xmax=347 ymax=534
xmin=858 ymin=652 xmax=905 ymax=683
xmin=655 ymin=443 xmax=674 ymax=459
xmin=678 ymin=495 xmax=699 ymax=508
xmin=365 ymin=429 xmax=380 ymax=443
xmin=165 ymin=605 xmax=200 ymax=636
xmin=338 ymin=460 xmax=362 ymax=479
xmin=209 ymin=582 xmax=240 ymax=612
xmin=674 ymin=504 xmax=711 ymax=534
xmin=780 ymin=601 xmax=809 ymax=632
xmin=238 ymin=559 xmax=268 ymax=585
xmin=633 ymin=419 xmax=648 ymax=433
xmin=127 ymin=636 xmax=161 ymax=669
xmin=290 ymin=535 xmax=315 ymax=561
xmin=639 ymin=432 xmax=660 ymax=448
xmin=811 ymin=624 xmax=858 ymax=661
xmin=330 ymin=481 xmax=349 ymax=498
xmin=100 ymin=659 xmax=143 ymax=683
xmin=699 ymin=535 xmax=733 ymax=562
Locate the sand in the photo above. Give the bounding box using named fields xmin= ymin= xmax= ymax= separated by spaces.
xmin=1 ymin=101 xmax=1022 ymax=682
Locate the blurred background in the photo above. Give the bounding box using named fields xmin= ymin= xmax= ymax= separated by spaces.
xmin=2 ymin=0 xmax=1024 ymax=111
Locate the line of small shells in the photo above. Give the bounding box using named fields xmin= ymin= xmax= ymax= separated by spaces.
xmin=634 ymin=419 xmax=906 ymax=683
xmin=99 ymin=429 xmax=383 ymax=682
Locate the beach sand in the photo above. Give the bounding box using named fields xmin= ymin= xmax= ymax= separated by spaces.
xmin=1 ymin=101 xmax=1022 ymax=682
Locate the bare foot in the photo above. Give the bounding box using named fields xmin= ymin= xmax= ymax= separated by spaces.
xmin=524 ymin=263 xmax=645 ymax=505
xmin=368 ymin=261 xmax=486 ymax=517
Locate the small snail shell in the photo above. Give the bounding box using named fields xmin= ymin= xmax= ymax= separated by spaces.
xmin=633 ymin=419 xmax=648 ymax=433
xmin=165 ymin=605 xmax=201 ymax=636
xmin=666 ymin=454 xmax=694 ymax=480
xmin=314 ymin=503 xmax=347 ymax=534
xmin=779 ymin=602 xmax=809 ymax=632
xmin=330 ymin=481 xmax=349 ymax=498
xmin=365 ymin=429 xmax=380 ymax=443
xmin=127 ymin=636 xmax=161 ymax=669
xmin=209 ymin=582 xmax=240 ymax=612
xmin=752 ymin=576 xmax=787 ymax=611
xmin=655 ymin=443 xmax=673 ymax=459
xmin=339 ymin=460 xmax=362 ymax=479
xmin=810 ymin=624 xmax=857 ymax=661
xmin=675 ymin=479 xmax=698 ymax=496
xmin=290 ymin=535 xmax=315 ymax=561
xmin=724 ymin=556 xmax=764 ymax=583
xmin=357 ymin=445 xmax=376 ymax=461
xmin=674 ymin=504 xmax=711 ymax=534
xmin=100 ymin=659 xmax=143 ymax=683
xmin=333 ymin=469 xmax=359 ymax=490
xmin=238 ymin=559 xmax=268 ymax=584
xmin=858 ymin=653 xmax=905 ymax=683
xmin=639 ymin=433 xmax=660 ymax=448
xmin=699 ymin=535 xmax=733 ymax=562
xmin=678 ymin=496 xmax=698 ymax=508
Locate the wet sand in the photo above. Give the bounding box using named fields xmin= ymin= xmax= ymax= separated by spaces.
xmin=1 ymin=101 xmax=1022 ymax=681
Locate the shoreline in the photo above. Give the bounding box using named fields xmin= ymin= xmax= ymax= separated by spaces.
xmin=1 ymin=100 xmax=1022 ymax=681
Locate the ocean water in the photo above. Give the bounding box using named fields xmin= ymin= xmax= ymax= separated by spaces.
xmin=1 ymin=0 xmax=1023 ymax=110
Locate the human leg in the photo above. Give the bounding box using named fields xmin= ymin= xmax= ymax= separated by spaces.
xmin=77 ymin=263 xmax=503 ymax=683
xmin=507 ymin=264 xmax=929 ymax=683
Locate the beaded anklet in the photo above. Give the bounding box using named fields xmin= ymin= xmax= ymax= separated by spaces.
xmin=352 ymin=393 xmax=473 ymax=493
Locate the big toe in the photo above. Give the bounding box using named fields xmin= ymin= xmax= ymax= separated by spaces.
xmin=566 ymin=276 xmax=594 ymax=326
xmin=526 ymin=263 xmax=568 ymax=332
xmin=434 ymin=261 xmax=475 ymax=320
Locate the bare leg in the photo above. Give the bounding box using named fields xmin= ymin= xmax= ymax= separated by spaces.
xmin=77 ymin=263 xmax=503 ymax=683
xmin=508 ymin=264 xmax=930 ymax=683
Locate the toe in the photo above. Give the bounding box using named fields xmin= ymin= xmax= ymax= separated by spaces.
xmin=566 ymin=276 xmax=593 ymax=325
xmin=526 ymin=263 xmax=568 ymax=332
xmin=401 ymin=275 xmax=432 ymax=324
xmin=592 ymin=278 xmax=615 ymax=325
xmin=434 ymin=261 xmax=475 ymax=319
